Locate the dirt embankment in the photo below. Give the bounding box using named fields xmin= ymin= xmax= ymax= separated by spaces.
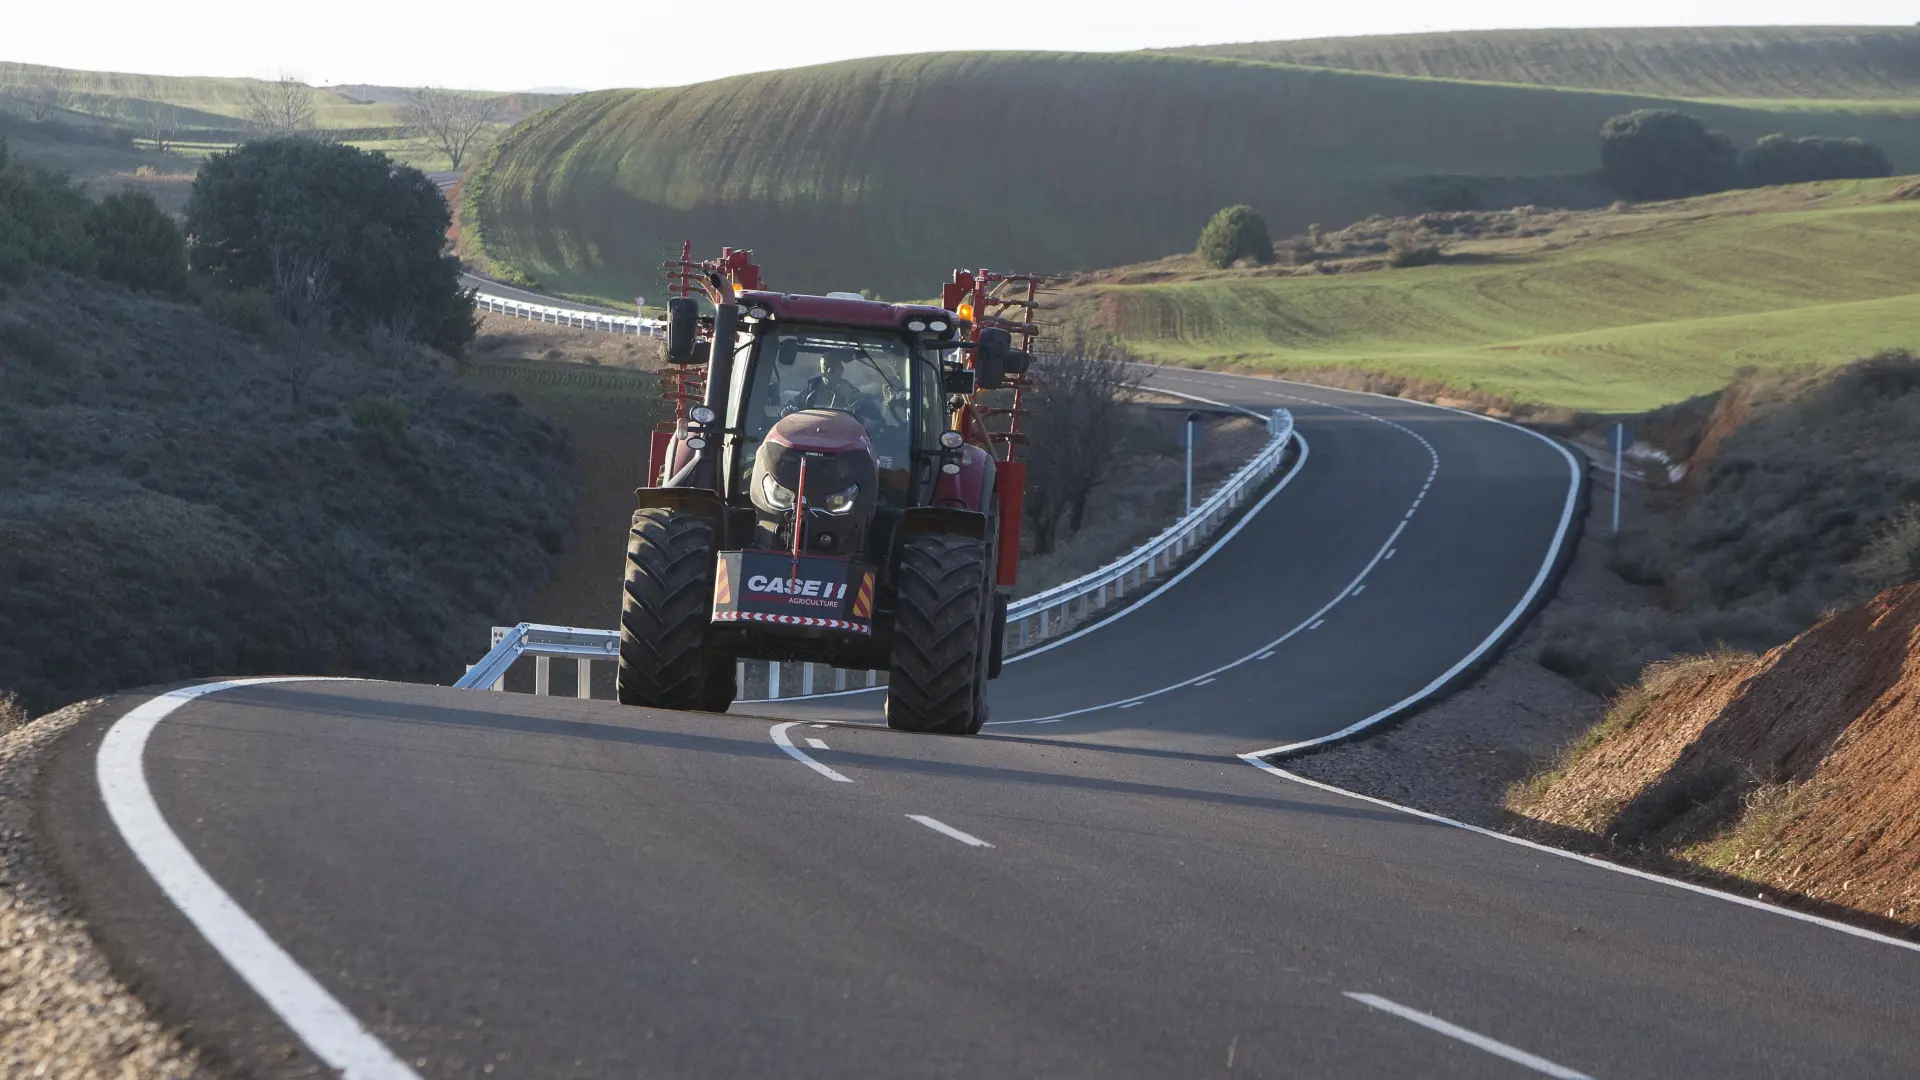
xmin=1513 ymin=583 xmax=1920 ymax=928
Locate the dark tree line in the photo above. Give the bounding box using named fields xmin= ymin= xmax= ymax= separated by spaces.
xmin=1599 ymin=109 xmax=1893 ymax=202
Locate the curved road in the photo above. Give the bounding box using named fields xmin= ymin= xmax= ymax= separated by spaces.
xmin=40 ymin=371 xmax=1920 ymax=1079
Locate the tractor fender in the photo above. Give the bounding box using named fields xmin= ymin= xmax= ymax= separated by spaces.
xmin=633 ymin=486 xmax=727 ymax=532
xmin=898 ymin=506 xmax=988 ymax=540
xmin=933 ymin=443 xmax=996 ymax=512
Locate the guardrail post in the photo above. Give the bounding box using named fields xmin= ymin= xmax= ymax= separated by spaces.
xmin=534 ymin=656 xmax=550 ymax=696
xmin=768 ymin=662 xmax=781 ymax=700
xmin=576 ymin=658 xmax=591 ymax=699
xmin=802 ymin=663 xmax=815 ymax=696
xmin=737 ymin=659 xmax=748 ymax=699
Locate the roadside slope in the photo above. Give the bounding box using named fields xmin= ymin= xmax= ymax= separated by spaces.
xmin=1514 ymin=583 xmax=1920 ymax=928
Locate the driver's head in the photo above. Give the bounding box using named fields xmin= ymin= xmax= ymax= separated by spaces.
xmin=819 ymin=353 xmax=847 ymax=382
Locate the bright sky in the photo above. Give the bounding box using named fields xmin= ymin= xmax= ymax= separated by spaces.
xmin=8 ymin=1 xmax=1916 ymax=91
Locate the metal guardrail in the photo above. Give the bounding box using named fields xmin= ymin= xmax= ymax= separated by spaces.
xmin=474 ymin=291 xmax=663 ymax=337
xmin=454 ymin=402 xmax=1294 ymax=702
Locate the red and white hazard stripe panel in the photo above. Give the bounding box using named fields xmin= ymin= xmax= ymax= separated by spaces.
xmin=712 ymin=611 xmax=871 ymax=634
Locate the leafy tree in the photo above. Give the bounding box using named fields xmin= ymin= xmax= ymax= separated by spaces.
xmin=1599 ymin=110 xmax=1738 ymax=201
xmin=186 ymin=138 xmax=475 ymax=354
xmin=1197 ymin=205 xmax=1273 ymax=269
xmin=87 ymin=192 xmax=186 ymax=293
xmin=1743 ymin=134 xmax=1893 ymax=187
xmin=0 ymin=138 xmax=94 ymax=279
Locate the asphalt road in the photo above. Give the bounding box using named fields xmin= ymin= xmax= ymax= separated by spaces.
xmin=41 ymin=371 xmax=1920 ymax=1079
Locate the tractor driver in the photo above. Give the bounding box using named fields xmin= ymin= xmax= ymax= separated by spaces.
xmin=799 ymin=352 xmax=866 ymax=413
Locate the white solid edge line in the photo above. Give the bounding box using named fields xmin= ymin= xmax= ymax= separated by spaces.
xmin=906 ymin=814 xmax=994 ymax=847
xmin=769 ymin=721 xmax=853 ymax=782
xmin=1343 ymin=993 xmax=1592 ymax=1080
xmin=96 ymin=678 xmax=421 ymax=1080
xmin=1242 ymin=755 xmax=1920 ymax=955
xmin=1240 ymin=383 xmax=1582 ymax=756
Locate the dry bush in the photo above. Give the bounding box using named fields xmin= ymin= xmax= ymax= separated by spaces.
xmin=0 ymin=269 xmax=574 ymax=714
xmin=0 ymin=689 xmax=28 ymax=734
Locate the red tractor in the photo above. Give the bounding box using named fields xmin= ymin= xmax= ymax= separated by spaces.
xmin=619 ymin=247 xmax=1041 ymax=733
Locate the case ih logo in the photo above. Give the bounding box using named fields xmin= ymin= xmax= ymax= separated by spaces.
xmin=746 ymin=575 xmax=849 ymax=600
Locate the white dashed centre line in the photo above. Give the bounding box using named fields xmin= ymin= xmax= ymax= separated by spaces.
xmin=1352 ymin=584 xmax=1367 ymax=596
xmin=1343 ymin=994 xmax=1591 ymax=1079
xmin=907 ymin=815 xmax=993 ymax=848
xmin=1385 ymin=548 xmax=1397 ymax=559
xmin=1258 ymin=650 xmax=1276 ymax=659
xmin=1310 ymin=619 xmax=1326 ymax=630
xmin=805 ymin=737 xmax=829 ymax=750
xmin=1194 ymin=677 xmax=1216 ymax=686
xmin=810 ymin=723 xmax=829 ymax=729
xmin=1118 ymin=701 xmax=1143 ymax=709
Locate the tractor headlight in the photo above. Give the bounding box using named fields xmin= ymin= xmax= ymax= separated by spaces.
xmin=821 ymin=483 xmax=859 ymax=515
xmin=761 ymin=474 xmax=796 ymax=510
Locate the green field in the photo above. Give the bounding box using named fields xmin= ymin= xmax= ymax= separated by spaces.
xmin=1166 ymin=26 xmax=1920 ymax=102
xmin=465 ymin=49 xmax=1920 ymax=303
xmin=1063 ymin=179 xmax=1920 ymax=413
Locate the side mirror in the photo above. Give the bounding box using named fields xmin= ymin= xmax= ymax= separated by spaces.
xmin=943 ymin=368 xmax=977 ymax=395
xmin=666 ymin=297 xmax=701 ymax=364
xmin=975 ymin=327 xmax=1012 ymax=390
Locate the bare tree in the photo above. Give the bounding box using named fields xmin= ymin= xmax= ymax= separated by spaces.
xmin=1019 ymin=329 xmax=1146 ymax=555
xmin=243 ymin=73 xmax=316 ymax=137
xmin=144 ymin=101 xmax=182 ymax=153
xmin=269 ymin=244 xmax=339 ymax=405
xmin=400 ymin=87 xmax=503 ymax=170
xmin=6 ymin=66 xmax=77 ymax=122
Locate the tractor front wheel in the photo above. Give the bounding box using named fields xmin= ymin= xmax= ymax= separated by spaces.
xmin=618 ymin=508 xmax=730 ymax=711
xmin=886 ymin=532 xmax=991 ymax=735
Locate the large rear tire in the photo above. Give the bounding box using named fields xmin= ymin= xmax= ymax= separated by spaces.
xmin=618 ymin=509 xmax=728 ymax=711
xmin=887 ymin=533 xmax=990 ymax=734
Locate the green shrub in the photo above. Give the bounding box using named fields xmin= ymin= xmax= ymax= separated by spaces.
xmin=187 ymin=138 xmax=475 ymax=355
xmin=351 ymin=395 xmax=411 ymax=437
xmin=1196 ymin=205 xmax=1273 ymax=269
xmin=87 ymin=191 xmax=187 ymax=294
xmin=203 ymin=288 xmax=273 ymax=337
xmin=1599 ymin=110 xmax=1739 ymax=201
xmin=1742 ymin=134 xmax=1893 ymax=187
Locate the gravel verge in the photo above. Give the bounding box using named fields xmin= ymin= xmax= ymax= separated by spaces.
xmin=1 ymin=699 xmax=219 ymax=1080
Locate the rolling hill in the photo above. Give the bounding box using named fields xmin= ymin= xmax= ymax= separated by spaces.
xmin=1058 ymin=178 xmax=1920 ymax=413
xmin=1165 ymin=26 xmax=1920 ymax=102
xmin=464 ymin=49 xmax=1920 ymax=303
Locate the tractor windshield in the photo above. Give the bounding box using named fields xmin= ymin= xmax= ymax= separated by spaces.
xmin=731 ymin=325 xmax=935 ymax=506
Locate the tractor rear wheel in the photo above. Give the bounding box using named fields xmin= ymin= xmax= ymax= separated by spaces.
xmin=618 ymin=508 xmax=728 ymax=711
xmin=886 ymin=532 xmax=990 ymax=734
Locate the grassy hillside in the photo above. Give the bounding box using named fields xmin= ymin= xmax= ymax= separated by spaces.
xmin=1062 ymin=178 xmax=1920 ymax=413
xmin=466 ymin=50 xmax=1920 ymax=303
xmin=1166 ymin=26 xmax=1920 ymax=102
